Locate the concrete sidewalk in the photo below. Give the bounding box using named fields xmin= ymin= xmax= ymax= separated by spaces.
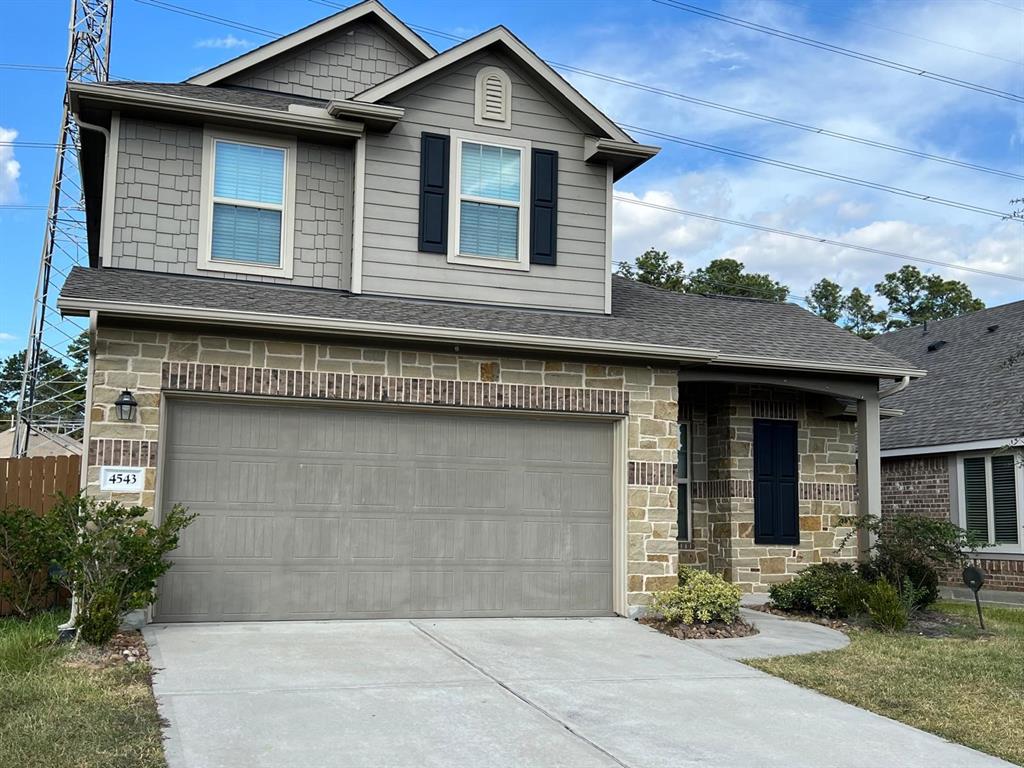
xmin=144 ymin=617 xmax=1012 ymax=768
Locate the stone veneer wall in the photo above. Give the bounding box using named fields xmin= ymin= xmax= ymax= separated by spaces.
xmin=679 ymin=385 xmax=859 ymax=593
xmin=881 ymin=455 xmax=1024 ymax=593
xmin=86 ymin=325 xmax=680 ymax=610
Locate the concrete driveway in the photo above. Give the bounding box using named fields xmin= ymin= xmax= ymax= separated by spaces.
xmin=144 ymin=618 xmax=1010 ymax=768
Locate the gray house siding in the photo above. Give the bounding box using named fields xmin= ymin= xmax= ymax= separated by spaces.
xmin=110 ymin=118 xmax=353 ymax=290
xmin=360 ymin=52 xmax=609 ymax=313
xmin=224 ymin=19 xmax=421 ymax=101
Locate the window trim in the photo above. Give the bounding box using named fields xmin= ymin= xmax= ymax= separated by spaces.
xmin=447 ymin=129 xmax=531 ymax=272
xmin=198 ymin=127 xmax=297 ymax=279
xmin=955 ymin=450 xmax=1023 ymax=554
xmin=677 ymin=420 xmax=692 ymax=542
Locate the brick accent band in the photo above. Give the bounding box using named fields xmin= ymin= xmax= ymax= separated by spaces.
xmin=89 ymin=438 xmax=158 ymax=468
xmin=693 ymin=479 xmax=857 ymax=501
xmin=161 ymin=362 xmax=630 ymax=415
xmin=751 ymin=400 xmax=799 ymax=420
xmin=628 ymin=461 xmax=676 ymax=486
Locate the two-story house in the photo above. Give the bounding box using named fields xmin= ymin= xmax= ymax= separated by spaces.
xmin=59 ymin=0 xmax=922 ymax=622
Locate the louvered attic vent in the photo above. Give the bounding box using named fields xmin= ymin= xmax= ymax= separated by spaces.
xmin=474 ymin=66 xmax=511 ymax=129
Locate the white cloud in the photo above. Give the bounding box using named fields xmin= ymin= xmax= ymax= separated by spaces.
xmin=0 ymin=127 xmax=21 ymax=204
xmin=194 ymin=35 xmax=254 ymax=50
xmin=0 ymin=332 xmax=16 ymax=342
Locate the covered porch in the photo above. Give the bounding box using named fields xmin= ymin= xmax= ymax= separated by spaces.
xmin=674 ymin=368 xmax=898 ymax=593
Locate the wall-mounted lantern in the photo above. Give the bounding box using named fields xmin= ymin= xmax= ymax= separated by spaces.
xmin=114 ymin=389 xmax=138 ymax=421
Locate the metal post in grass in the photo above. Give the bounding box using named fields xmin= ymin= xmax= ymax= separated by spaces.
xmin=962 ymin=565 xmax=986 ymax=630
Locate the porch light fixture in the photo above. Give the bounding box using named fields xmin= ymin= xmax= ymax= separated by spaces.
xmin=114 ymin=389 xmax=138 ymax=422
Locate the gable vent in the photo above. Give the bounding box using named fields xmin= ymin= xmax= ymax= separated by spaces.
xmin=474 ymin=66 xmax=511 ymax=129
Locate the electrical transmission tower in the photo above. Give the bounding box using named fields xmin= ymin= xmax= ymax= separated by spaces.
xmin=13 ymin=0 xmax=113 ymax=456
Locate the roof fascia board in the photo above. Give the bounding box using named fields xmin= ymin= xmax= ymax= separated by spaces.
xmin=354 ymin=27 xmax=634 ymax=143
xmin=584 ymin=136 xmax=660 ymax=181
xmin=325 ymin=99 xmax=404 ymax=131
xmin=186 ymin=1 xmax=436 ymax=87
xmin=70 ymin=83 xmax=364 ymax=141
xmin=709 ymin=353 xmax=926 ymax=380
xmin=881 ymin=438 xmax=1022 ymax=458
xmin=58 ymin=296 xmax=720 ymax=363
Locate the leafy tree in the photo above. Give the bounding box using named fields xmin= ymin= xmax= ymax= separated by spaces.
xmin=0 ymin=330 xmax=89 ymax=429
xmin=615 ymin=248 xmax=687 ymax=292
xmin=686 ymin=258 xmax=789 ymax=301
xmin=807 ymin=278 xmax=844 ymax=323
xmin=842 ymin=287 xmax=888 ymax=339
xmin=875 ymin=265 xmax=984 ymax=330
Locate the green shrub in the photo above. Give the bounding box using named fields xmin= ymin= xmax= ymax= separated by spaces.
xmin=0 ymin=505 xmax=68 ymax=618
xmin=50 ymin=494 xmax=195 ymax=645
xmin=859 ymin=556 xmax=938 ymax=610
xmin=768 ymin=562 xmax=869 ymax=618
xmin=650 ymin=566 xmax=741 ymax=625
xmin=866 ymin=577 xmax=908 ymax=632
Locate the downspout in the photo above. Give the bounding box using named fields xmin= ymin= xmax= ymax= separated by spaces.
xmin=878 ymin=375 xmax=911 ymax=400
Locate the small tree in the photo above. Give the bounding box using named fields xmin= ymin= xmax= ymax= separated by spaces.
xmin=875 ymin=265 xmax=984 ymax=330
xmin=615 ymin=248 xmax=687 ymax=292
xmin=686 ymin=258 xmax=789 ymax=301
xmin=51 ymin=494 xmax=195 ymax=644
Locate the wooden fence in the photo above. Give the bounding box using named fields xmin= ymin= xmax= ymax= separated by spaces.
xmin=0 ymin=455 xmax=82 ymax=616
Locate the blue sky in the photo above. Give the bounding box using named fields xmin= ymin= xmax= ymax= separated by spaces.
xmin=1 ymin=0 xmax=1022 ymax=359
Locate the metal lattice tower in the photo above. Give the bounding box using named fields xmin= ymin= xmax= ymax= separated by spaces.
xmin=13 ymin=0 xmax=113 ymax=456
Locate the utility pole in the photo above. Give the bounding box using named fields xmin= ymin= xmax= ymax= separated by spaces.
xmin=13 ymin=0 xmax=113 ymax=456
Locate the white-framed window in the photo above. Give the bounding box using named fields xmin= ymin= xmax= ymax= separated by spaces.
xmin=474 ymin=66 xmax=512 ymax=129
xmin=448 ymin=130 xmax=531 ymax=272
xmin=956 ymin=451 xmax=1023 ymax=554
xmin=198 ymin=128 xmax=296 ymax=278
xmin=677 ymin=421 xmax=691 ymax=542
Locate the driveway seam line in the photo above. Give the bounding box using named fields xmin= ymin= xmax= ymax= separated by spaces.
xmin=409 ymin=621 xmax=634 ymax=768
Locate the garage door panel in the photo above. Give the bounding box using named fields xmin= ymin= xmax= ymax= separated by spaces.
xmin=158 ymin=400 xmax=614 ymax=621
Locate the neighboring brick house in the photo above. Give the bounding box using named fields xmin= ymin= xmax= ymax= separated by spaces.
xmin=58 ymin=0 xmax=921 ymax=623
xmin=874 ymin=301 xmax=1024 ymax=592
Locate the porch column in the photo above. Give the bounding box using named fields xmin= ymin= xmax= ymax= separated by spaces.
xmin=856 ymin=393 xmax=881 ymax=559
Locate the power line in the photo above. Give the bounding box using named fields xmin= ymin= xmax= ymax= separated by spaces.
xmin=0 ymin=63 xmax=64 ymax=72
xmin=612 ymin=195 xmax=1024 ymax=282
xmin=651 ymin=0 xmax=1024 ymax=104
xmin=619 ymin=124 xmax=1022 ymax=221
xmin=139 ymin=0 xmax=1024 ymax=185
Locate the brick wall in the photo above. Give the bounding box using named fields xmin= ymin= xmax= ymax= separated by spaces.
xmin=87 ymin=325 xmax=680 ymax=611
xmin=881 ymin=456 xmax=951 ymax=521
xmin=111 ymin=119 xmax=352 ymax=289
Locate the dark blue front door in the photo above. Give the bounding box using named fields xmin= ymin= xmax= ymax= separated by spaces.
xmin=753 ymin=419 xmax=799 ymax=545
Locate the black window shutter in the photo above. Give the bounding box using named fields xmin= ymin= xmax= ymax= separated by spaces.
xmin=530 ymin=148 xmax=558 ymax=265
xmin=418 ymin=132 xmax=449 ymax=254
xmin=753 ymin=419 xmax=799 ymax=545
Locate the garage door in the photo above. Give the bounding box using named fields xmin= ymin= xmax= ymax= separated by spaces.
xmin=156 ymin=399 xmax=614 ymax=621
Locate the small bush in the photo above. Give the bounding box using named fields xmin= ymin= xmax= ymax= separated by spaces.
xmin=50 ymin=494 xmax=195 ymax=645
xmin=769 ymin=562 xmax=869 ymax=618
xmin=0 ymin=505 xmax=68 ymax=618
xmin=650 ymin=566 xmax=741 ymax=625
xmin=859 ymin=556 xmax=938 ymax=610
xmin=866 ymin=577 xmax=908 ymax=632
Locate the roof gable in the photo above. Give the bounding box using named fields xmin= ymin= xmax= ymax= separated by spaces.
xmin=186 ymin=0 xmax=435 ymax=88
xmin=353 ymin=26 xmax=634 ymax=144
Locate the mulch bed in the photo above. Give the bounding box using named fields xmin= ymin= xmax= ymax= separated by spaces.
xmin=639 ymin=616 xmax=759 ymax=639
xmin=750 ymin=602 xmax=987 ymax=638
xmin=66 ymin=629 xmax=150 ymax=670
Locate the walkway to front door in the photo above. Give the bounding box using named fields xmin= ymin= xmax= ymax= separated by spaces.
xmin=144 ymin=617 xmax=1011 ymax=768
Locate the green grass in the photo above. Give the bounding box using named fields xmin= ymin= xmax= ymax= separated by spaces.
xmin=0 ymin=612 xmax=166 ymax=768
xmin=748 ymin=601 xmax=1024 ymax=766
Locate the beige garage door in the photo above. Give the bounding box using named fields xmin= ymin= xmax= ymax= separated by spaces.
xmin=156 ymin=399 xmax=615 ymax=621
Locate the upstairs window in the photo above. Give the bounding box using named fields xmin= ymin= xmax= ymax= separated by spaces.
xmin=959 ymin=453 xmax=1022 ymax=552
xmin=474 ymin=66 xmax=511 ymax=129
xmin=448 ymin=131 xmax=530 ymax=271
xmin=199 ymin=130 xmax=296 ymax=278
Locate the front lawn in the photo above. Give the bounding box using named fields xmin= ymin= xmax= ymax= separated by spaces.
xmin=748 ymin=601 xmax=1024 ymax=766
xmin=0 ymin=612 xmax=165 ymax=768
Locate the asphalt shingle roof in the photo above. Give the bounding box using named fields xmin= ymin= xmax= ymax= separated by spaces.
xmin=872 ymin=300 xmax=1024 ymax=450
xmin=103 ymin=81 xmax=329 ymax=111
xmin=61 ymin=267 xmax=918 ymax=377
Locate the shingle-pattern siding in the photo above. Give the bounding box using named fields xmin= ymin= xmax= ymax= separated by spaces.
xmin=161 ymin=361 xmax=630 ymax=415
xmin=872 ymin=300 xmax=1024 ymax=449
xmin=111 ymin=118 xmax=352 ymax=289
xmin=224 ymin=19 xmax=419 ymax=101
xmin=881 ymin=456 xmax=951 ymax=521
